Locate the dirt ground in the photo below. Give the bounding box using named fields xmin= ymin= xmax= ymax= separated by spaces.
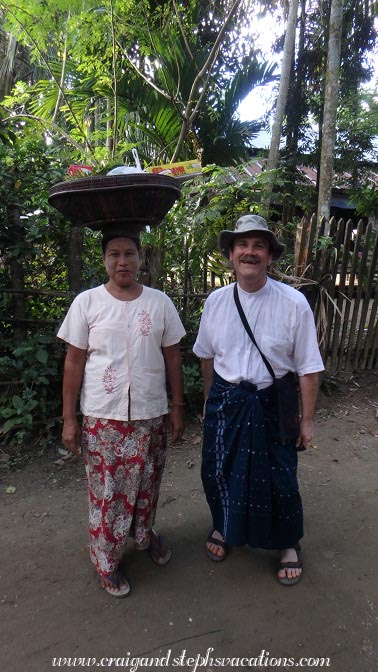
xmin=1 ymin=372 xmax=377 ymax=672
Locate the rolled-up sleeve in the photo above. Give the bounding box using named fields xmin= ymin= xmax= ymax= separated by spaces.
xmin=193 ymin=302 xmax=214 ymax=359
xmin=161 ymin=296 xmax=186 ymax=347
xmin=293 ymin=304 xmax=324 ymax=376
xmin=57 ymin=297 xmax=89 ymax=350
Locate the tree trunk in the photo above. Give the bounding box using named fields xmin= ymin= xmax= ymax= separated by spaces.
xmin=67 ymin=227 xmax=84 ymax=292
xmin=0 ymin=34 xmax=17 ymax=101
xmin=282 ymin=0 xmax=307 ymax=226
xmin=286 ymin=0 xmax=306 ymax=157
xmin=262 ymin=0 xmax=299 ymax=216
xmin=317 ymin=0 xmax=344 ymax=234
xmin=106 ymin=97 xmax=113 ymax=156
xmin=7 ymin=205 xmax=26 ymax=342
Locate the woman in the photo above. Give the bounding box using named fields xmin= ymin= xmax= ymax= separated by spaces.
xmin=58 ymin=234 xmax=185 ymax=597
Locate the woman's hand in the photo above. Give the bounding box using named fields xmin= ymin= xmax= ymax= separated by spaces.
xmin=162 ymin=343 xmax=185 ymax=443
xmin=169 ymin=405 xmax=185 ymax=443
xmin=61 ymin=345 xmax=87 ymax=455
xmin=62 ymin=417 xmax=82 ymax=454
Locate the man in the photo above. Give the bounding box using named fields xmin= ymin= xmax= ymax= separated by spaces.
xmin=193 ymin=214 xmax=324 ymax=585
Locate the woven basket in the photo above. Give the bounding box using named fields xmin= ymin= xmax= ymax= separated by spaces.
xmin=48 ymin=173 xmax=181 ymax=230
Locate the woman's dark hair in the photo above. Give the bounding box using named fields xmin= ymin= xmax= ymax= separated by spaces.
xmin=101 ymin=235 xmax=140 ymax=254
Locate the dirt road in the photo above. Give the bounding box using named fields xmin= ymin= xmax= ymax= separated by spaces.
xmin=1 ymin=373 xmax=377 ymax=672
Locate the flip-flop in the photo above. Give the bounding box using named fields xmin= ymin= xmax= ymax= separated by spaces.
xmin=101 ymin=570 xmax=131 ymax=597
xmin=148 ymin=531 xmax=172 ymax=566
xmin=206 ymin=531 xmax=229 ymax=562
xmin=277 ymin=545 xmax=302 ymax=586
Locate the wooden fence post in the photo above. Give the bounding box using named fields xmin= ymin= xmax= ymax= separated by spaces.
xmin=352 ymin=224 xmax=378 ymax=369
xmin=329 ymin=218 xmax=353 ymax=370
xmin=344 ymin=220 xmax=369 ymax=369
xmin=322 ymin=218 xmax=345 ymax=367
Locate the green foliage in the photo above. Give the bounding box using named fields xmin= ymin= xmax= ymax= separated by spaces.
xmin=0 ymin=333 xmax=65 ymax=446
xmin=0 ymin=121 xmax=73 ymax=326
xmin=182 ymin=361 xmax=202 ymax=415
xmin=0 ymin=391 xmax=38 ymax=436
xmin=350 ymin=184 xmax=378 ymax=218
xmin=1 ymin=0 xmax=277 ymax=168
xmin=0 ymin=106 xmax=16 ymax=145
xmin=278 ymin=0 xmax=377 ymax=175
xmin=2 ymin=0 xmax=376 ymax=176
xmin=145 ymin=163 xmax=294 ymax=292
xmin=316 ymin=235 xmax=335 ymax=251
xmin=197 ymin=58 xmax=277 ymax=166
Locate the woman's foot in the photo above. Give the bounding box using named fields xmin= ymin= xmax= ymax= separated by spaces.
xmin=148 ymin=528 xmax=172 ymax=565
xmin=206 ymin=530 xmax=229 ymax=562
xmin=101 ymin=570 xmax=131 ymax=597
xmin=277 ymin=546 xmax=302 ymax=585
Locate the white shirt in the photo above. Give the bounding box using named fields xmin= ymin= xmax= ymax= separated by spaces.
xmin=57 ymin=285 xmax=186 ymax=421
xmin=193 ymin=279 xmax=324 ymax=388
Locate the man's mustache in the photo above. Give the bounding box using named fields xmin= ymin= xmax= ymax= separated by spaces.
xmin=240 ymin=256 xmax=259 ymax=262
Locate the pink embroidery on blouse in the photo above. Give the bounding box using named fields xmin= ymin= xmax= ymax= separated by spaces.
xmin=103 ymin=365 xmax=116 ymax=394
xmin=138 ymin=310 xmax=152 ymax=336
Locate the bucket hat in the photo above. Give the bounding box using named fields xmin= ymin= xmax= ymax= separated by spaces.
xmin=219 ymin=214 xmax=285 ymax=262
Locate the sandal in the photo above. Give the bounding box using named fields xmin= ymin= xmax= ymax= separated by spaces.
xmin=206 ymin=531 xmax=229 ymax=562
xmin=101 ymin=570 xmax=131 ymax=598
xmin=277 ymin=545 xmax=302 ymax=586
xmin=148 ymin=530 xmax=172 ymax=566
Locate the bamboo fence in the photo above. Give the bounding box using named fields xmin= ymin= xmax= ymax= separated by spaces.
xmin=1 ymin=215 xmax=377 ymax=372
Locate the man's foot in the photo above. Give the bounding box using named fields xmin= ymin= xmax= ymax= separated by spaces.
xmin=101 ymin=570 xmax=131 ymax=597
xmin=206 ymin=530 xmax=229 ymax=562
xmin=148 ymin=528 xmax=172 ymax=565
xmin=277 ymin=546 xmax=302 ymax=585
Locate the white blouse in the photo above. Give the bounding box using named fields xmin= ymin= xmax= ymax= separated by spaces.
xmin=57 ymin=285 xmax=186 ymax=421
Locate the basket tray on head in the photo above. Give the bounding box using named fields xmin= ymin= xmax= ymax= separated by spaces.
xmin=48 ymin=173 xmax=181 ymax=231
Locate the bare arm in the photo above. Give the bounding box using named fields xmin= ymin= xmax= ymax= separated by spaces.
xmin=298 ymin=372 xmax=319 ymax=449
xmin=61 ymin=344 xmax=87 ymax=454
xmin=162 ymin=343 xmax=185 ymax=443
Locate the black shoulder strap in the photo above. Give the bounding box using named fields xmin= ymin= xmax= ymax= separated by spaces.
xmin=233 ymin=283 xmax=276 ymax=380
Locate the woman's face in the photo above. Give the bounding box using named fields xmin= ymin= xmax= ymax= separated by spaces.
xmin=103 ymin=237 xmax=140 ymax=287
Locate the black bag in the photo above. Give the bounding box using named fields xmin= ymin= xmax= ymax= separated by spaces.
xmin=233 ymin=284 xmax=301 ymax=444
xmin=273 ymin=371 xmax=301 ymax=443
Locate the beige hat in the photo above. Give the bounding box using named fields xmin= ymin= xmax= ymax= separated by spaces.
xmin=219 ymin=214 xmax=285 ymax=262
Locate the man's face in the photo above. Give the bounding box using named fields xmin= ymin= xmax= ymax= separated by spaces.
xmin=229 ymin=233 xmax=272 ymax=290
xmin=103 ymin=237 xmax=140 ymax=287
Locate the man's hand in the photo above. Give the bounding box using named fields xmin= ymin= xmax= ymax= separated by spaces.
xmin=296 ymin=418 xmax=314 ymax=449
xmin=297 ymin=372 xmax=319 ymax=449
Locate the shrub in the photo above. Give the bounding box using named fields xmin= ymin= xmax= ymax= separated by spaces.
xmin=0 ymin=333 xmax=64 ymax=449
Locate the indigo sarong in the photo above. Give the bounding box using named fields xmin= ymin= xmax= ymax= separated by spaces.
xmin=202 ymin=372 xmax=303 ymax=550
